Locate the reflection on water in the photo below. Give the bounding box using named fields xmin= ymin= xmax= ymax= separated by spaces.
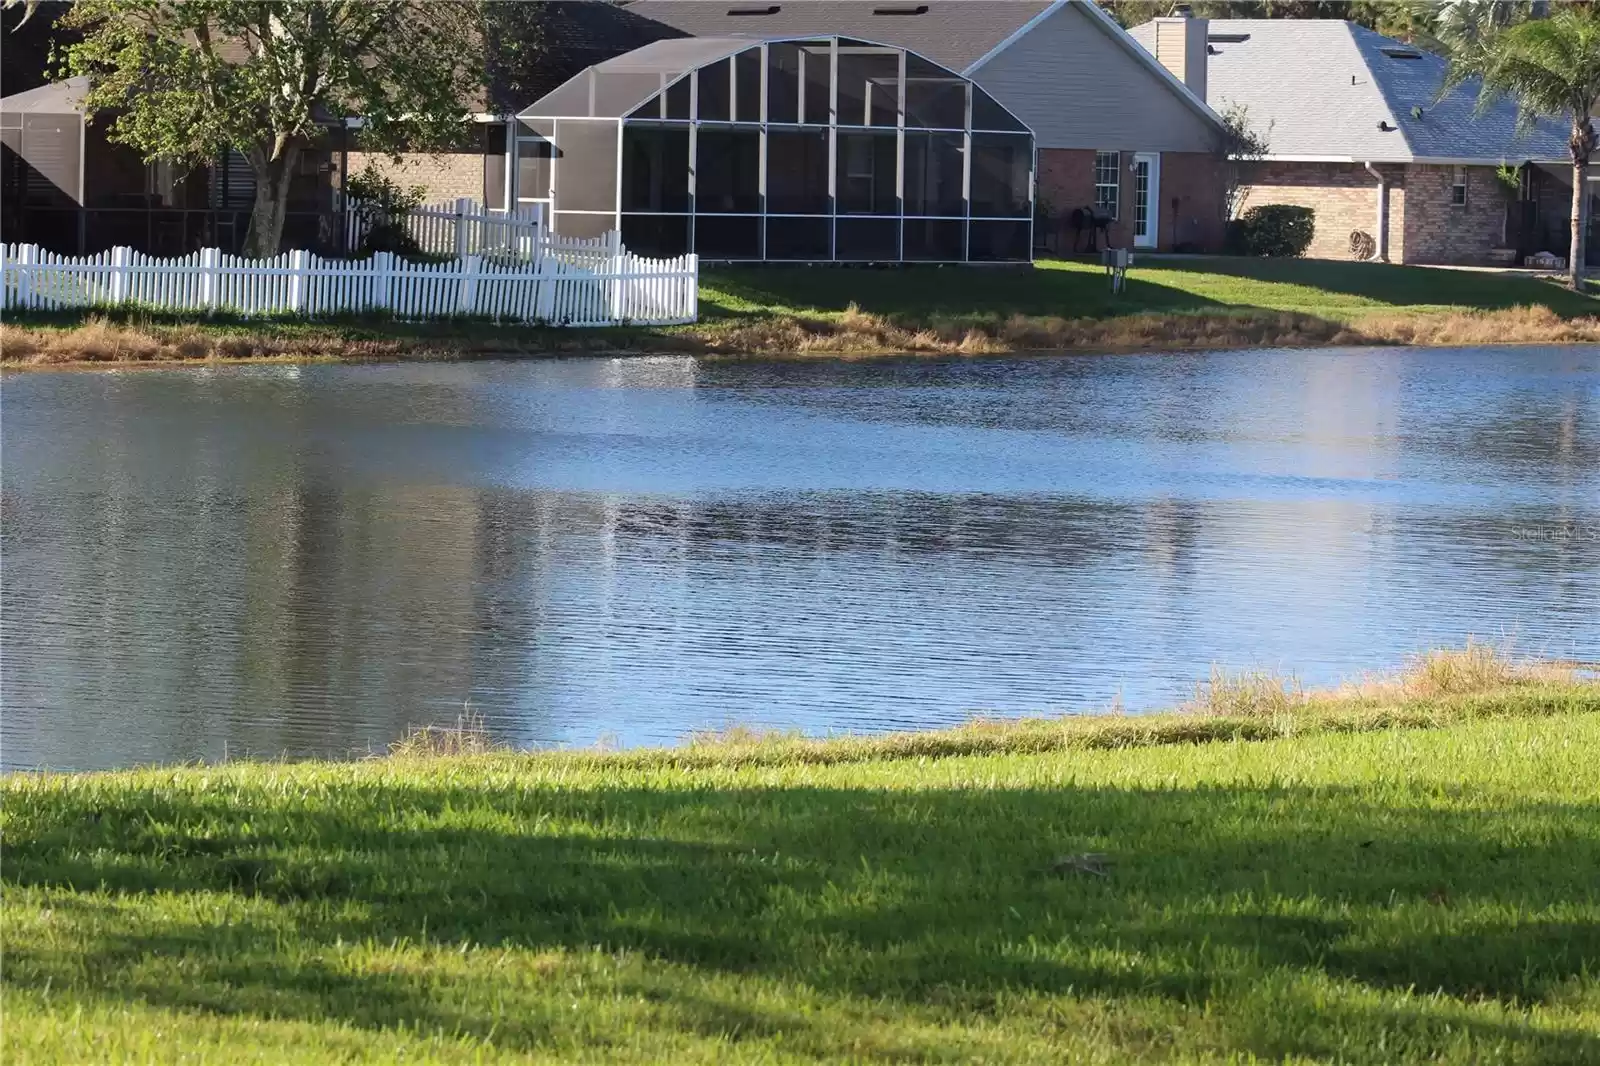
xmin=3 ymin=348 xmax=1597 ymax=770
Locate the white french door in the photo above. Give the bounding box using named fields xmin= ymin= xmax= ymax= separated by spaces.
xmin=1132 ymin=152 xmax=1160 ymax=249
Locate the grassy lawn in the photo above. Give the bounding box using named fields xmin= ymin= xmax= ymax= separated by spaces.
xmin=5 ymin=677 xmax=1600 ymax=1064
xmin=700 ymin=256 xmax=1600 ymax=324
xmin=4 ymin=256 xmax=1599 ymax=366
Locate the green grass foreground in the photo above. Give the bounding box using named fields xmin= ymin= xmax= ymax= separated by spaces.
xmin=5 ymin=679 xmax=1600 ymax=1063
xmin=5 ymin=257 xmax=1599 ymax=366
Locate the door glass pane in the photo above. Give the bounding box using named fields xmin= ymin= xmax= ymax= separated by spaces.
xmin=1134 ymin=159 xmax=1150 ymax=238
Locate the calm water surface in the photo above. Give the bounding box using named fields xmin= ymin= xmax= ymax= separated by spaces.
xmin=3 ymin=347 xmax=1597 ymax=770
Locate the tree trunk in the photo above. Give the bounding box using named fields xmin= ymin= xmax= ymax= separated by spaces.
xmin=243 ymin=145 xmax=301 ymax=259
xmin=1571 ymin=154 xmax=1590 ymax=291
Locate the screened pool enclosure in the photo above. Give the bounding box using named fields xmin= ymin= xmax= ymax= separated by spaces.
xmin=515 ymin=36 xmax=1035 ymax=263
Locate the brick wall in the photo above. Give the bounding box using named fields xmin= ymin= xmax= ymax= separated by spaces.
xmin=1401 ymin=164 xmax=1516 ymax=264
xmin=1236 ymin=161 xmax=1406 ymax=261
xmin=1162 ymin=151 xmax=1226 ymax=252
xmin=1036 ymin=147 xmax=1225 ymax=252
xmin=345 ymin=152 xmax=488 ymax=205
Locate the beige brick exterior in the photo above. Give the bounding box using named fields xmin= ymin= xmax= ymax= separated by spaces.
xmin=1036 ymin=148 xmax=1226 ymax=252
xmin=1236 ymin=161 xmax=1407 ymax=262
xmin=1235 ymin=160 xmax=1532 ymax=265
xmin=345 ymin=152 xmax=488 ymax=205
xmin=1401 ymin=164 xmax=1515 ymax=264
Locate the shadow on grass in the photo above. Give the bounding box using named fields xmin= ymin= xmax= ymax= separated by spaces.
xmin=701 ymin=257 xmax=1600 ymax=326
xmin=699 ymin=262 xmax=1231 ymax=322
xmin=5 ymin=778 xmax=1600 ymax=1060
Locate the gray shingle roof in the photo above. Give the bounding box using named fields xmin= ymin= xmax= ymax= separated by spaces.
xmin=1128 ymin=18 xmax=1571 ymax=164
xmin=625 ymin=0 xmax=1054 ymax=72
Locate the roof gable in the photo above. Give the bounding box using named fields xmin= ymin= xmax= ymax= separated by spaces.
xmin=624 ymin=0 xmax=1053 ymax=71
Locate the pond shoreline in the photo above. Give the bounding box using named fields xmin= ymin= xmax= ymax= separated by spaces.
xmin=5 ymin=303 xmax=1600 ymax=370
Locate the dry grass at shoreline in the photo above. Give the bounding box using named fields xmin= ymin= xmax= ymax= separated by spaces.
xmin=378 ymin=643 xmax=1596 ymax=770
xmin=5 ymin=303 xmax=1599 ymax=369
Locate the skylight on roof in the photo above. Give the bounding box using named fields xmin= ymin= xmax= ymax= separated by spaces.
xmin=727 ymin=5 xmax=779 ymax=14
xmin=873 ymin=5 xmax=930 ymax=14
xmin=1381 ymin=47 xmax=1423 ymax=59
xmin=1208 ymin=33 xmax=1249 ymax=43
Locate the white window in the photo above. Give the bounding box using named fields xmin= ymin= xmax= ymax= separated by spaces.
xmin=1451 ymin=166 xmax=1468 ymax=207
xmin=1094 ymin=151 xmax=1120 ymax=219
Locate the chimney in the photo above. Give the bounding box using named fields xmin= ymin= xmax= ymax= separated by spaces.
xmin=1152 ymin=7 xmax=1208 ymax=102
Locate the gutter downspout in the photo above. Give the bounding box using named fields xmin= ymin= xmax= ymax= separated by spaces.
xmin=1363 ymin=161 xmax=1389 ymax=262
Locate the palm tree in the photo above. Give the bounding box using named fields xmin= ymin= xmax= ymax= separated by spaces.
xmin=1446 ymin=6 xmax=1600 ymax=289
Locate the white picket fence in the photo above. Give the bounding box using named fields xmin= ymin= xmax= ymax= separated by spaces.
xmin=342 ymin=196 xmax=547 ymax=259
xmin=0 ymin=239 xmax=699 ymax=326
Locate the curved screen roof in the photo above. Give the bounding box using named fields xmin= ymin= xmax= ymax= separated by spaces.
xmin=519 ymin=33 xmax=1028 ymax=133
xmin=521 ymin=36 xmax=765 ymax=120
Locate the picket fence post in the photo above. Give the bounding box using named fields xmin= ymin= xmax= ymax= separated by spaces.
xmin=199 ymin=247 xmax=220 ymax=313
xmin=288 ymin=249 xmax=310 ymax=314
xmin=372 ymin=251 xmax=392 ymax=312
xmin=110 ymin=246 xmax=131 ymax=305
xmin=15 ymin=243 xmax=35 ymax=309
xmin=458 ymin=254 xmax=481 ymax=316
xmin=454 ymin=197 xmax=471 ymax=259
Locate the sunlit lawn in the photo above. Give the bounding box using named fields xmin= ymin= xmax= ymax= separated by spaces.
xmin=4 ymin=684 xmax=1599 ymax=1064
xmin=699 ymin=256 xmax=1600 ymax=324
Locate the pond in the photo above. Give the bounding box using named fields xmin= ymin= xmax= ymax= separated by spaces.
xmin=3 ymin=347 xmax=1597 ymax=771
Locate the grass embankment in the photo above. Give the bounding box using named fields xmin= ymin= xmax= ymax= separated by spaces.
xmin=4 ymin=257 xmax=1599 ymax=367
xmin=5 ymin=648 xmax=1600 ymax=1064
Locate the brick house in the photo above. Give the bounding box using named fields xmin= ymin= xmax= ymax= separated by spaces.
xmin=1130 ymin=16 xmax=1586 ymax=266
xmin=6 ymin=0 xmax=1238 ymax=261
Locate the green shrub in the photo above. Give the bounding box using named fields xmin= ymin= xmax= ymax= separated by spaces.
xmin=1228 ymin=204 xmax=1316 ymax=258
xmin=345 ymin=168 xmax=427 ymax=258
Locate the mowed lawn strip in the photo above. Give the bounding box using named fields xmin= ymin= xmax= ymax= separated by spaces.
xmin=5 ymin=257 xmax=1600 ymax=366
xmin=700 ymin=256 xmax=1600 ymax=323
xmin=4 ymin=686 xmax=1600 ymax=1064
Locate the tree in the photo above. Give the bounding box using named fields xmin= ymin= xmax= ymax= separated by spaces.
xmin=1445 ymin=6 xmax=1600 ymax=289
xmin=6 ymin=0 xmax=484 ymax=257
xmin=1218 ymin=102 xmax=1271 ymax=220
